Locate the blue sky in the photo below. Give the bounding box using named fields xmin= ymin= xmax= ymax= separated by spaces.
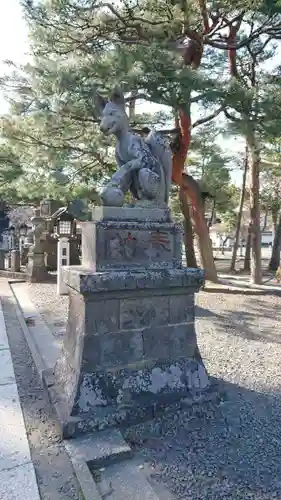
xmin=0 ymin=0 xmax=250 ymax=184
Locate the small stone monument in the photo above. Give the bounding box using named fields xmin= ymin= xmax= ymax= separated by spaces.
xmin=44 ymin=88 xmax=209 ymax=438
xmin=26 ymin=209 xmax=49 ymax=282
xmin=10 ymin=249 xmax=20 ymax=272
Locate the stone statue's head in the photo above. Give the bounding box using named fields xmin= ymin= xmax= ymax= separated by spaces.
xmin=95 ymin=87 xmax=128 ymax=136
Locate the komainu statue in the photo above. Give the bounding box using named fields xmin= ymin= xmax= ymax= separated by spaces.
xmin=95 ymin=87 xmax=172 ymax=208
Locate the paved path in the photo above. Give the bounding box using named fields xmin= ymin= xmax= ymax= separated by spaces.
xmin=0 ymin=299 xmax=40 ymax=500
xmin=0 ymin=279 xmax=82 ymax=499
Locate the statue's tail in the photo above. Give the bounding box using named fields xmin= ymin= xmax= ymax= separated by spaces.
xmin=145 ymin=129 xmax=172 ymax=204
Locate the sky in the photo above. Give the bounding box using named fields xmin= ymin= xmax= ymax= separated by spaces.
xmin=0 ymin=0 xmax=248 ymax=184
xmin=0 ymin=0 xmax=29 ymax=108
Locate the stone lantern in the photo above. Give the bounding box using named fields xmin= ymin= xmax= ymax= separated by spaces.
xmin=54 ymin=208 xmax=75 ymax=295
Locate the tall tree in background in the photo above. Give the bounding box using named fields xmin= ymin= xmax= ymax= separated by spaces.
xmin=2 ymin=0 xmax=281 ymax=280
xmin=260 ymin=142 xmax=281 ymax=270
xmin=222 ymin=21 xmax=281 ymax=282
xmin=175 ymin=2 xmax=281 ymax=283
xmin=0 ymin=143 xmax=23 ymax=193
xmin=230 ymin=145 xmax=248 ymax=272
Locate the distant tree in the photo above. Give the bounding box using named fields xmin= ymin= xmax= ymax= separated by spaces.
xmin=260 ymin=140 xmax=281 ymax=270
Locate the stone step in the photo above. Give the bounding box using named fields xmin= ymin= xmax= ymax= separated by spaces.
xmin=95 ymin=459 xmax=164 ymax=500
xmin=64 ymin=429 xmax=132 ymax=468
xmin=64 ymin=430 xmax=172 ymax=500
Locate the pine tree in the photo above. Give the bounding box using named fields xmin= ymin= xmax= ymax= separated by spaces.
xmin=2 ymin=0 xmax=281 ymax=279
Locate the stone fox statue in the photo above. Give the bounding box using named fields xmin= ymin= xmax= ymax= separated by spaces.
xmin=95 ymin=87 xmax=172 ymax=207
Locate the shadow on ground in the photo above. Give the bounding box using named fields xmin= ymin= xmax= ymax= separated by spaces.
xmin=125 ymin=379 xmax=281 ymax=499
xmin=195 ymin=298 xmax=281 ymax=345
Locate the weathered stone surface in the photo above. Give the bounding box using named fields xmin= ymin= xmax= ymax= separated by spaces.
xmin=97 ymin=87 xmax=172 ymax=208
xmin=142 ymin=324 xmax=196 ymax=360
xmin=120 ymin=296 xmax=169 ymax=330
xmin=48 ymin=355 xmax=209 ymax=436
xmin=0 ymin=463 xmax=40 ymax=500
xmin=65 ymin=429 xmax=132 ymax=466
xmin=26 ymin=251 xmax=49 ymax=283
xmin=63 ymin=267 xmax=204 ymax=294
xmin=45 ymin=204 xmax=208 ymax=438
xmin=10 ymin=249 xmax=20 ymax=272
xmin=82 ymin=219 xmax=182 ymax=271
xmin=85 ymin=298 xmax=119 ymax=334
xmin=0 ymin=249 xmax=5 ymax=270
xmin=91 ymin=206 xmax=171 ymax=223
xmin=82 ymin=329 xmax=144 ymax=369
xmin=169 ymin=294 xmax=195 ymax=323
xmin=94 ymin=459 xmax=159 ymax=500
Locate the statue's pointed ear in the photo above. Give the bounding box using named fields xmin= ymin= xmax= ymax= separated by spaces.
xmin=94 ymin=92 xmax=107 ymax=116
xmin=110 ymin=86 xmax=125 ymax=107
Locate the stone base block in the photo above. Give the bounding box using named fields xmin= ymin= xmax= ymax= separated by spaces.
xmin=44 ymin=357 xmax=209 ymax=438
xmin=44 ymin=266 xmax=208 ymax=438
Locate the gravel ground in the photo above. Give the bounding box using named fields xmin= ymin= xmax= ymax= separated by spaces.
xmin=26 ymin=283 xmax=281 ymax=499
xmin=26 ymin=282 xmax=69 ymax=339
xmin=124 ymin=292 xmax=281 ymax=499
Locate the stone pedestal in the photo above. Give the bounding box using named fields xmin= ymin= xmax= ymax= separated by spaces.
xmin=26 ymin=250 xmax=49 ymax=282
xmin=44 ymin=207 xmax=208 ymax=438
xmin=21 ymin=246 xmax=30 ymax=266
xmin=10 ymin=250 xmax=20 ymax=272
xmin=0 ymin=249 xmax=5 ymax=270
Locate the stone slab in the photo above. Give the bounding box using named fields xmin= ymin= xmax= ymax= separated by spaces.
xmin=0 ymin=383 xmax=32 ymax=472
xmin=63 ymin=267 xmax=204 ymax=294
xmin=0 ymin=349 xmax=16 ymax=385
xmin=0 ymin=462 xmax=40 ymax=500
xmin=91 ymin=206 xmax=171 ymax=222
xmin=67 ymin=456 xmax=102 ymax=500
xmin=95 ymin=459 xmax=160 ymax=500
xmin=65 ymin=429 xmax=132 ymax=467
xmin=0 ymin=301 xmax=9 ymax=350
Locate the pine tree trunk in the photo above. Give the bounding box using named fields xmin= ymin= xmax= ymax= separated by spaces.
xmin=172 ymin=38 xmax=217 ymax=280
xmin=180 ymin=186 xmax=197 ymax=267
xmin=248 ymin=135 xmax=262 ymax=284
xmin=182 ymin=173 xmax=217 ymax=282
xmin=244 ymin=224 xmax=251 ymax=272
xmin=272 ymin=209 xmax=278 ymax=234
xmin=268 ymin=213 xmax=281 ymax=271
xmin=230 ymin=147 xmax=248 ymax=272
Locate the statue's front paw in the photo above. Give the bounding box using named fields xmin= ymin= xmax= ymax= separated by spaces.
xmin=101 ymin=186 xmax=124 ymax=207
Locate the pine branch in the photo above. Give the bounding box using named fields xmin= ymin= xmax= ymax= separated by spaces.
xmin=192 ymin=106 xmax=224 ymax=128
xmin=224 ymin=109 xmax=241 ymax=122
